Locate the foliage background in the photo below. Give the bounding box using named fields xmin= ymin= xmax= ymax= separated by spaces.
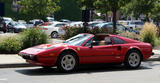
xmin=54 ymin=0 xmax=81 ymax=21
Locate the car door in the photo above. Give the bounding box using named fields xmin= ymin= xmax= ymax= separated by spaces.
xmin=79 ymin=36 xmax=122 ymax=64
xmin=91 ymin=45 xmax=119 ymax=63
xmin=111 ymin=36 xmax=127 ymax=62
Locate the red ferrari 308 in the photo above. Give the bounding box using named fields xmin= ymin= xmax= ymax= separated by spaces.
xmin=19 ymin=33 xmax=153 ymax=72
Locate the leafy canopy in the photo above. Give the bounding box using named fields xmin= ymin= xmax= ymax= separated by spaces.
xmin=18 ymin=0 xmax=60 ymax=20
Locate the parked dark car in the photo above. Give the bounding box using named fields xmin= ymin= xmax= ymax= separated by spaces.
xmin=0 ymin=17 xmax=7 ymax=33
xmin=7 ymin=21 xmax=27 ymax=33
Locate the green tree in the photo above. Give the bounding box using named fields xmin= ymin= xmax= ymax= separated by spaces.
xmin=94 ymin=0 xmax=131 ymax=33
xmin=18 ymin=0 xmax=60 ymax=21
xmin=152 ymin=0 xmax=160 ymax=22
xmin=54 ymin=0 xmax=81 ymax=21
xmin=94 ymin=0 xmax=110 ymax=22
xmin=77 ymin=0 xmax=96 ymax=21
xmin=124 ymin=0 xmax=157 ymax=21
xmin=77 ymin=0 xmax=95 ymax=9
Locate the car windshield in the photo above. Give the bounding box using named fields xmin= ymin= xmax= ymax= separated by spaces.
xmin=16 ymin=23 xmax=25 ymax=26
xmin=64 ymin=34 xmax=92 ymax=46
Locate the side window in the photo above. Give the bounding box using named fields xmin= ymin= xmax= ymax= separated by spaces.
xmin=117 ymin=24 xmax=126 ymax=30
xmin=130 ymin=22 xmax=135 ymax=24
xmin=106 ymin=24 xmax=113 ymax=28
xmin=28 ymin=22 xmax=33 ymax=24
xmin=55 ymin=24 xmax=66 ymax=27
xmin=112 ymin=37 xmax=126 ymax=44
xmin=104 ymin=36 xmax=112 ymax=45
xmin=92 ymin=36 xmax=112 ymax=46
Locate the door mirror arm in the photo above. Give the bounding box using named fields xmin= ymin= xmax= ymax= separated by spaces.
xmin=89 ymin=44 xmax=93 ymax=48
xmin=89 ymin=41 xmax=96 ymax=48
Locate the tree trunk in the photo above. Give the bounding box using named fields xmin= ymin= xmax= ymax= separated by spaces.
xmin=146 ymin=13 xmax=150 ymax=22
xmin=158 ymin=21 xmax=160 ymax=37
xmin=105 ymin=13 xmax=108 ymax=22
xmin=112 ymin=9 xmax=117 ymax=34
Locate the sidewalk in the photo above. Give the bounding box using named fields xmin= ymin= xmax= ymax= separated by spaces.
xmin=0 ymin=50 xmax=160 ymax=68
xmin=0 ymin=54 xmax=36 ymax=68
xmin=147 ymin=50 xmax=160 ymax=61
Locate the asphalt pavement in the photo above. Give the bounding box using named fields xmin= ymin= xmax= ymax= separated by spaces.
xmin=0 ymin=61 xmax=160 ymax=83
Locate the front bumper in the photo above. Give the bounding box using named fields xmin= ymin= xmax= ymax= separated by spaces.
xmin=19 ymin=53 xmax=57 ymax=66
xmin=19 ymin=53 xmax=37 ymax=61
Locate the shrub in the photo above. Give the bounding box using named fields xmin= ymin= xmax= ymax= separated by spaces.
xmin=0 ymin=36 xmax=22 ymax=54
xmin=119 ymin=31 xmax=140 ymax=40
xmin=61 ymin=26 xmax=84 ymax=40
xmin=0 ymin=28 xmax=49 ymax=54
xmin=61 ymin=26 xmax=105 ymax=40
xmin=140 ymin=22 xmax=158 ymax=46
xmin=21 ymin=28 xmax=48 ymax=49
xmin=155 ymin=38 xmax=160 ymax=46
xmin=88 ymin=27 xmax=106 ymax=35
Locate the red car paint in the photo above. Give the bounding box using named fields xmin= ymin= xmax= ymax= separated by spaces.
xmin=41 ymin=22 xmax=51 ymax=26
xmin=19 ymin=33 xmax=152 ymax=67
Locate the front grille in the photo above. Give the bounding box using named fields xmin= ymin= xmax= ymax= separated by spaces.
xmin=20 ymin=53 xmax=37 ymax=61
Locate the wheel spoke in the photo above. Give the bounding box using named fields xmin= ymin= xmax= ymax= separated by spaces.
xmin=68 ymin=64 xmax=73 ymax=68
xmin=129 ymin=60 xmax=133 ymax=64
xmin=62 ymin=60 xmax=66 ymax=64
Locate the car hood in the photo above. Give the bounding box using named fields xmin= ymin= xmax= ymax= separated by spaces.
xmin=20 ymin=43 xmax=67 ymax=55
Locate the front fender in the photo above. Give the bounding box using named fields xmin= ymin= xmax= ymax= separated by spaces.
xmin=57 ymin=46 xmax=79 ymax=57
xmin=126 ymin=46 xmax=142 ymax=55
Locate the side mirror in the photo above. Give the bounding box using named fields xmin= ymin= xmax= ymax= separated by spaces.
xmin=89 ymin=44 xmax=93 ymax=48
xmin=89 ymin=41 xmax=96 ymax=48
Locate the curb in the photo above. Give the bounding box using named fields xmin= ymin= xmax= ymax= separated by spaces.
xmin=0 ymin=63 xmax=37 ymax=68
xmin=146 ymin=57 xmax=160 ymax=61
xmin=145 ymin=54 xmax=160 ymax=61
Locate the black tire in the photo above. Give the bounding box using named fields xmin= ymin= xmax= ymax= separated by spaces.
xmin=3 ymin=30 xmax=6 ymax=33
xmin=124 ymin=50 xmax=142 ymax=69
xmin=14 ymin=29 xmax=17 ymax=33
xmin=57 ymin=51 xmax=78 ymax=72
xmin=51 ymin=31 xmax=58 ymax=38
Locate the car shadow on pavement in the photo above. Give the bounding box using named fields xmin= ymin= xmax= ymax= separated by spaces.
xmin=15 ymin=63 xmax=152 ymax=76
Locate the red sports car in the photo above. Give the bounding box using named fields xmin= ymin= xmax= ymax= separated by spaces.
xmin=19 ymin=33 xmax=153 ymax=72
